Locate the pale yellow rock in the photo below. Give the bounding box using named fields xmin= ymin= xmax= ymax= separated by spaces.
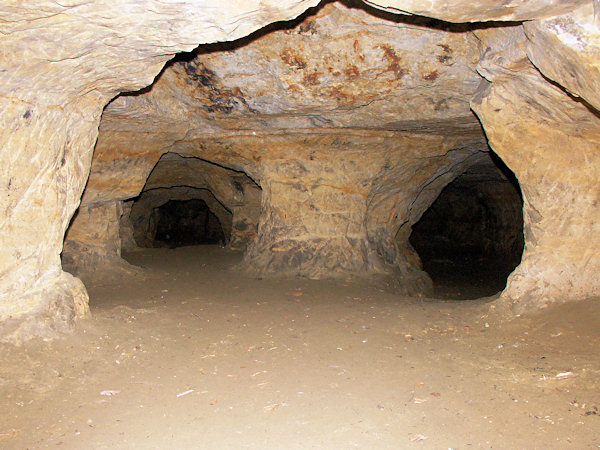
xmin=62 ymin=201 xmax=142 ymax=284
xmin=472 ymin=25 xmax=600 ymax=312
xmin=1 ymin=0 xmax=599 ymax=342
xmin=0 ymin=0 xmax=321 ymax=342
xmin=78 ymin=3 xmax=487 ymax=292
xmin=524 ymin=3 xmax=600 ymax=111
xmin=362 ymin=0 xmax=582 ymax=22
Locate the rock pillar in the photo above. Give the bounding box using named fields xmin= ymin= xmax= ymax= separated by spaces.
xmin=119 ymin=201 xmax=138 ymax=253
xmin=62 ymin=200 xmax=138 ymax=282
xmin=243 ymin=159 xmax=373 ymax=279
xmin=473 ymin=79 xmax=600 ymax=311
xmin=228 ymin=180 xmax=262 ymax=251
xmin=0 ymin=103 xmax=96 ymax=343
xmin=472 ymin=23 xmax=600 ymax=311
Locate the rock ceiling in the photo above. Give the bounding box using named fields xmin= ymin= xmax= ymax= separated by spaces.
xmin=86 ymin=1 xmax=488 ymax=203
xmin=105 ymin=2 xmax=483 ymax=132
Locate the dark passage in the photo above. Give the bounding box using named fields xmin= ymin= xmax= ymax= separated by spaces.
xmin=410 ymin=153 xmax=524 ymax=299
xmin=153 ymin=199 xmax=225 ymax=248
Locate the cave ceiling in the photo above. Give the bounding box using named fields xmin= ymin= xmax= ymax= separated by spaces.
xmin=99 ymin=2 xmax=486 ymax=151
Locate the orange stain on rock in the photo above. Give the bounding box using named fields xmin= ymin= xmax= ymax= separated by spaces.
xmin=422 ymin=70 xmax=440 ymax=81
xmin=281 ymin=48 xmax=307 ymax=70
xmin=344 ymin=65 xmax=360 ymax=80
xmin=302 ymin=72 xmax=321 ymax=86
xmin=375 ymin=44 xmax=407 ymax=80
xmin=328 ymin=87 xmax=356 ymax=105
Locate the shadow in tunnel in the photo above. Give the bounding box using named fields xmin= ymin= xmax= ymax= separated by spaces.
xmin=410 ymin=152 xmax=524 ymax=300
xmin=152 ymin=198 xmax=225 ymax=248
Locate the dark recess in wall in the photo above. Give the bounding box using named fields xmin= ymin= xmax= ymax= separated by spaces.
xmin=410 ymin=153 xmax=524 ymax=299
xmin=153 ymin=199 xmax=225 ymax=248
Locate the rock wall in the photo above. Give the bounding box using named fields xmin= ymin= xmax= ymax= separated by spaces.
xmin=67 ymin=150 xmax=261 ymax=266
xmin=138 ymin=153 xmax=260 ymax=250
xmin=75 ymin=2 xmax=488 ymax=294
xmin=130 ymin=187 xmax=232 ymax=248
xmin=471 ymin=13 xmax=600 ymax=312
xmin=119 ymin=201 xmax=138 ymax=253
xmin=152 ymin=198 xmax=226 ymax=247
xmin=1 ymin=0 xmax=599 ymax=341
xmin=63 ymin=201 xmax=127 ymax=280
xmin=361 ymin=0 xmax=582 ymax=22
xmin=0 ymin=0 xmax=321 ymax=343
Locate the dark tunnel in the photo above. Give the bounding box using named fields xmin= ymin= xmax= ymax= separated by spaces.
xmin=151 ymin=198 xmax=226 ymax=248
xmin=410 ymin=153 xmax=524 ymax=299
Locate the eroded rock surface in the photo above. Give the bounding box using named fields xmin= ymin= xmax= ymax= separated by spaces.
xmin=82 ymin=2 xmax=487 ymax=293
xmin=0 ymin=0 xmax=321 ymax=342
xmin=62 ymin=201 xmax=131 ymax=282
xmin=524 ymin=4 xmax=600 ymax=111
xmin=1 ymin=0 xmax=599 ymax=341
xmin=362 ymin=0 xmax=582 ymax=22
xmin=472 ymin=23 xmax=600 ymax=312
xmin=130 ymin=187 xmax=232 ymax=249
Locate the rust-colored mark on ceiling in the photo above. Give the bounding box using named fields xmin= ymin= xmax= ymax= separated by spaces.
xmin=422 ymin=70 xmax=440 ymax=81
xmin=344 ymin=64 xmax=360 ymax=80
xmin=437 ymin=44 xmax=453 ymax=64
xmin=375 ymin=44 xmax=407 ymax=80
xmin=281 ymin=48 xmax=307 ymax=70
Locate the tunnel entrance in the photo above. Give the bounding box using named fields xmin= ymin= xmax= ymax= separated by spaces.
xmin=124 ymin=152 xmax=262 ymax=253
xmin=410 ymin=153 xmax=524 ymax=299
xmin=153 ymin=198 xmax=225 ymax=248
xmin=129 ymin=186 xmax=233 ymax=250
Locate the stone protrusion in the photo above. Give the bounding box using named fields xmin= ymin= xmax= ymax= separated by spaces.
xmin=243 ymin=161 xmax=372 ymax=279
xmin=472 ymin=25 xmax=600 ymax=312
xmin=62 ymin=201 xmax=142 ymax=283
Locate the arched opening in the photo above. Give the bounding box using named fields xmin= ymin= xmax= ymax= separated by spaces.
xmin=128 ymin=186 xmax=233 ymax=250
xmin=152 ymin=198 xmax=225 ymax=248
xmin=409 ymin=152 xmax=524 ymax=299
xmin=121 ymin=153 xmax=261 ymax=254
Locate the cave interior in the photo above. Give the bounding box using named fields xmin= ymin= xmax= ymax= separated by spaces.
xmin=61 ymin=1 xmax=538 ymax=302
xmin=1 ymin=0 xmax=599 ymax=447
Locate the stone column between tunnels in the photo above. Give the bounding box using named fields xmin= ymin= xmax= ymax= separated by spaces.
xmin=239 ymin=132 xmax=485 ymax=295
xmin=243 ymin=158 xmax=371 ymax=280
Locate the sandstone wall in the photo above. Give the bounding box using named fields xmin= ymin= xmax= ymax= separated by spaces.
xmin=63 ymin=201 xmax=125 ymax=278
xmin=0 ymin=0 xmax=321 ymax=343
xmin=1 ymin=0 xmax=598 ymax=342
xmin=130 ymin=187 xmax=232 ymax=248
xmin=361 ymin=0 xmax=582 ymax=22
xmin=75 ymin=2 xmax=488 ymax=294
xmin=119 ymin=201 xmax=138 ymax=253
xmin=472 ymin=15 xmax=600 ymax=312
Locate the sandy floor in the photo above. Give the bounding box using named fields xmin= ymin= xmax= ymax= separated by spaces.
xmin=1 ymin=246 xmax=598 ymax=449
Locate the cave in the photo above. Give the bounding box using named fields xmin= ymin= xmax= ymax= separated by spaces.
xmin=410 ymin=152 xmax=524 ymax=299
xmin=151 ymin=198 xmax=226 ymax=247
xmin=1 ymin=0 xmax=599 ymax=447
xmin=6 ymin=0 xmax=594 ymax=322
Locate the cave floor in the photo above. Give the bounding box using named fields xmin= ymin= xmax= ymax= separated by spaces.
xmin=1 ymin=246 xmax=598 ymax=449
